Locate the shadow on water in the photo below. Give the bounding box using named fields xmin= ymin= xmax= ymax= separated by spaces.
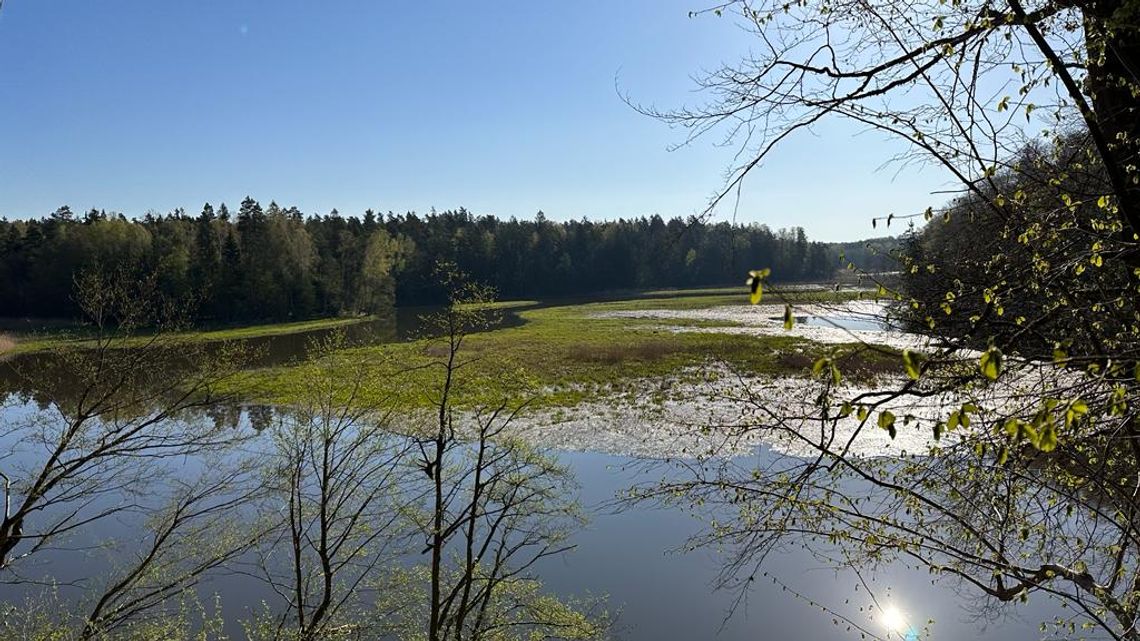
xmin=0 ymin=400 xmax=1064 ymax=641
xmin=0 ymin=298 xmax=1071 ymax=639
xmin=0 ymin=305 xmax=527 ymax=402
xmin=230 ymin=305 xmax=528 ymax=367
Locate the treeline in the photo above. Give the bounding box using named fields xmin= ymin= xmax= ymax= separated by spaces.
xmin=0 ymin=199 xmax=406 ymax=321
xmin=897 ymin=132 xmax=1134 ymax=359
xmin=832 ymin=236 xmax=900 ymax=273
xmin=0 ymin=200 xmax=839 ymax=322
xmin=389 ymin=210 xmax=835 ymax=301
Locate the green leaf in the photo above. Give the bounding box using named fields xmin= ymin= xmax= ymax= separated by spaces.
xmin=902 ymin=349 xmax=921 ymax=380
xmin=1021 ymin=423 xmax=1039 ymax=447
xmin=947 ymin=411 xmax=960 ymax=431
xmin=812 ymin=357 xmax=828 ymax=377
xmin=1037 ymin=423 xmax=1058 ymax=452
xmin=878 ymin=411 xmax=897 ymax=439
xmin=1111 ymin=386 xmax=1128 ymax=415
xmin=746 ymin=269 xmax=769 ymax=305
xmin=1066 ymin=399 xmax=1089 ymax=427
xmin=1052 ymin=343 xmax=1068 ymax=366
xmin=980 ymin=347 xmax=1003 ymax=380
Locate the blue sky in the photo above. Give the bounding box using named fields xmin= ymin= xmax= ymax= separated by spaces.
xmin=0 ymin=1 xmax=949 ymax=241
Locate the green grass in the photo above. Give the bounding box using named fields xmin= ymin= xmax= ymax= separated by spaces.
xmin=6 ymin=285 xmax=898 ymax=410
xmin=568 ymin=287 xmax=868 ymax=312
xmin=637 ymin=286 xmax=747 ymax=297
xmin=455 ymin=299 xmax=540 ymax=311
xmin=1 ymin=316 xmax=374 ymax=356
xmin=238 ymin=288 xmax=895 ymax=411
xmin=1 ymin=286 xmax=867 ymax=357
xmin=178 ymin=316 xmax=373 ymax=341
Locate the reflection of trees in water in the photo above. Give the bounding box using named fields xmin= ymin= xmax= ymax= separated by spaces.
xmin=394 ymin=264 xmax=607 ymax=641
xmin=638 ymin=369 xmax=1140 ymax=640
xmin=0 ymin=271 xmax=261 ymax=638
xmin=0 ymin=269 xmax=605 ymax=641
xmin=0 ymin=304 xmax=525 ymax=407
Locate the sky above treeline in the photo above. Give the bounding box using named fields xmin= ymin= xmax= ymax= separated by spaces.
xmin=0 ymin=1 xmax=950 ymax=241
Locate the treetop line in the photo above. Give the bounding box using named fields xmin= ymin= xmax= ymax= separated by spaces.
xmin=0 ymin=199 xmax=891 ymax=322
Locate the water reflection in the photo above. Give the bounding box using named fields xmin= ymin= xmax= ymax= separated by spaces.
xmin=0 ymin=399 xmax=1069 ymax=640
xmin=0 ymin=305 xmax=526 ymax=401
xmin=772 ymin=314 xmax=894 ymax=332
xmin=0 ymin=306 xmax=1074 ymax=640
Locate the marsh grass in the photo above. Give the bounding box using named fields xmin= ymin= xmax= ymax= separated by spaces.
xmin=4 ymin=315 xmax=374 ymax=355
xmin=565 ymin=339 xmax=679 ymax=364
xmin=12 ymin=286 xmax=893 ymax=411
xmin=236 ymin=288 xmax=892 ymax=411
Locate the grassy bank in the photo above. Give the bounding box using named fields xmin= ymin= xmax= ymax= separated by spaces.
xmin=241 ymin=287 xmax=894 ymax=411
xmin=1 ymin=315 xmax=374 ymax=356
xmin=5 ymin=286 xmax=896 ymax=410
xmin=0 ymin=286 xmax=866 ymax=357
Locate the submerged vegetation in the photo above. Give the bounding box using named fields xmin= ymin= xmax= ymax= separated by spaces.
xmin=0 ymin=271 xmax=609 ymax=641
xmin=630 ymin=0 xmax=1140 ymax=637
xmin=240 ymin=287 xmax=889 ymax=411
xmin=1 ymin=314 xmax=374 ymax=356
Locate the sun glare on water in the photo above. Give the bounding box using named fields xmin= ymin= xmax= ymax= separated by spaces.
xmin=880 ymin=604 xmax=909 ymax=635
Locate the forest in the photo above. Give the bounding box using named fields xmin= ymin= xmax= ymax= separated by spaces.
xmin=10 ymin=0 xmax=1140 ymax=636
xmin=0 ymin=199 xmax=843 ymax=322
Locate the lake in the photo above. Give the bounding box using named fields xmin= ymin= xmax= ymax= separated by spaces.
xmin=0 ymin=398 xmax=1063 ymax=641
xmin=772 ymin=313 xmax=895 ymax=332
xmin=0 ymin=303 xmax=1069 ymax=640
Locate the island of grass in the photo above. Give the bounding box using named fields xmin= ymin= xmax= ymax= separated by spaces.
xmin=0 ymin=315 xmax=376 ymax=356
xmin=239 ymin=286 xmax=901 ymax=411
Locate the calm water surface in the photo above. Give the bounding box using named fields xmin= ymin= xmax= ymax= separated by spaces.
xmin=0 ymin=400 xmax=1062 ymax=640
xmin=774 ymin=314 xmax=895 ymax=332
xmin=0 ymin=306 xmax=1066 ymax=640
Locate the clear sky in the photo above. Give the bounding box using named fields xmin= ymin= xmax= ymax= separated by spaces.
xmin=0 ymin=1 xmax=949 ymax=241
